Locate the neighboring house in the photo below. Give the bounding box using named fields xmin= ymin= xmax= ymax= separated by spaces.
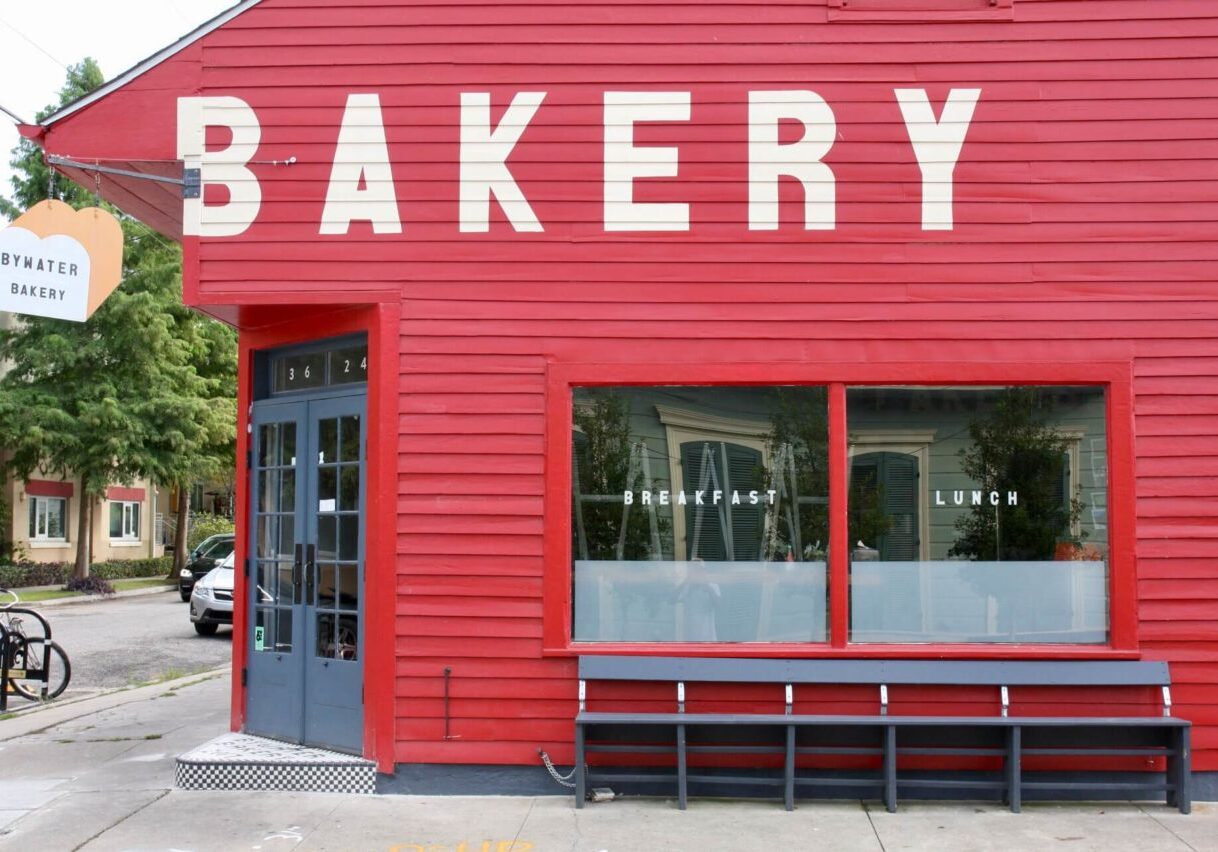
xmin=1 ymin=312 xmax=165 ymax=564
xmin=1 ymin=469 xmax=162 ymax=563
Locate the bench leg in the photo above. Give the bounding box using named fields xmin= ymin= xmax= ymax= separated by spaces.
xmin=1005 ymin=725 xmax=1021 ymax=814
xmin=883 ymin=725 xmax=897 ymax=813
xmin=574 ymin=723 xmax=586 ymax=808
xmin=784 ymin=725 xmax=795 ymax=811
xmin=677 ymin=723 xmax=688 ymax=810
xmin=1169 ymin=726 xmax=1191 ymax=814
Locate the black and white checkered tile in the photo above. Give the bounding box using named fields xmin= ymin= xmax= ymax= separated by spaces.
xmin=176 ymin=733 xmax=376 ymax=794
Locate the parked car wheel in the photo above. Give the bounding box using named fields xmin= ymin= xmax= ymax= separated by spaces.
xmin=180 ymin=588 xmax=191 ymax=603
xmin=194 ymin=622 xmax=218 ymax=637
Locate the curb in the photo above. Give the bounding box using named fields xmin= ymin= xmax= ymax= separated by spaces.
xmin=0 ymin=665 xmax=231 ymax=741
xmin=12 ymin=583 xmax=178 ymax=608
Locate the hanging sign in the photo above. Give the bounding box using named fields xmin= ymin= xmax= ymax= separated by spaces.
xmin=0 ymin=199 xmax=122 ymax=322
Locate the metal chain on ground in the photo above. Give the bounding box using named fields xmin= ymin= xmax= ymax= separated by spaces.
xmin=538 ymin=749 xmax=578 ymax=789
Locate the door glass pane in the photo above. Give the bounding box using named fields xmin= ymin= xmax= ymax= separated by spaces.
xmin=259 ymin=424 xmax=278 ymax=466
xmin=318 ymin=467 xmax=337 ymax=507
xmin=339 ymin=515 xmax=359 ymax=561
xmin=340 ymin=415 xmax=361 ymax=461
xmin=279 ymin=516 xmax=296 ymax=556
xmin=279 ymin=470 xmax=295 ymax=510
xmin=317 ymin=562 xmax=337 ymax=608
xmin=276 ymin=563 xmax=295 ymax=605
xmin=316 ymin=613 xmax=358 ymax=661
xmin=259 ymin=471 xmax=280 ymax=513
xmin=339 ymin=466 xmax=360 ymax=511
xmin=319 ymin=418 xmax=338 ymax=465
xmin=257 ymin=517 xmax=279 ymax=559
xmin=257 ymin=563 xmax=275 ymax=604
xmin=336 ymin=614 xmax=358 ymax=661
xmin=282 ymin=423 xmax=297 ymax=465
xmin=317 ymin=516 xmax=337 ymax=560
xmin=337 ymin=564 xmax=360 ymax=610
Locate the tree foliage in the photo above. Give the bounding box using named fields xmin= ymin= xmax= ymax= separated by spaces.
xmin=0 ymin=59 xmax=103 ymax=220
xmin=949 ymin=388 xmax=1084 ymax=562
xmin=0 ymin=59 xmax=237 ymax=576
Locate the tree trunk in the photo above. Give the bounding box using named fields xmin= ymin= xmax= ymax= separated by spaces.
xmin=171 ymin=487 xmax=191 ymax=577
xmin=73 ymin=492 xmax=91 ymax=580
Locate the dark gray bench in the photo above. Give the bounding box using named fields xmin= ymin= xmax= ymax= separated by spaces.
xmin=574 ymin=656 xmax=1191 ymax=813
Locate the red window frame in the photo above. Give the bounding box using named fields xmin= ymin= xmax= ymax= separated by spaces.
xmin=543 ymin=361 xmax=1138 ymax=659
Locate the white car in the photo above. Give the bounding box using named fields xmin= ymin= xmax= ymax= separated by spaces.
xmin=190 ymin=550 xmax=234 ymax=636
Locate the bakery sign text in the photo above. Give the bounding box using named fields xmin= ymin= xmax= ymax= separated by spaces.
xmin=176 ymin=88 xmax=981 ymax=238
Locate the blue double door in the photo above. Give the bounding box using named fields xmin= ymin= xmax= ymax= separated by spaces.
xmin=246 ymin=390 xmax=366 ymax=754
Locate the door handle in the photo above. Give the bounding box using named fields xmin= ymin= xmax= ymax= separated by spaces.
xmin=293 ymin=544 xmax=303 ymax=605
xmin=304 ymin=544 xmax=316 ymax=606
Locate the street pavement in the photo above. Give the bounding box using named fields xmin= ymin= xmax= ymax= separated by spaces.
xmin=0 ymin=670 xmax=1215 ymax=852
xmin=14 ymin=589 xmax=232 ymax=705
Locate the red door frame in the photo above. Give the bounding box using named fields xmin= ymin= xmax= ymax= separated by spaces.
xmin=231 ymin=300 xmax=399 ymax=772
xmin=543 ymin=360 xmax=1138 ymax=659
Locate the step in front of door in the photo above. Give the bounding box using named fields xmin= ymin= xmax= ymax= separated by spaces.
xmin=176 ymin=733 xmax=376 ymax=794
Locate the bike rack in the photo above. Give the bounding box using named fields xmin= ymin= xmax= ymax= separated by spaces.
xmin=0 ymin=607 xmax=55 ymax=710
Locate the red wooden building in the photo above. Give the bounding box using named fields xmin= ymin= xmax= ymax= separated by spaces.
xmin=28 ymin=0 xmax=1218 ymax=797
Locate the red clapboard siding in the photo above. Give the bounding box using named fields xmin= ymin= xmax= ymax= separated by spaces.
xmin=35 ymin=0 xmax=1218 ymax=776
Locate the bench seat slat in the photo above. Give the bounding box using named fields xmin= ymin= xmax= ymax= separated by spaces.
xmin=578 ymin=656 xmax=1171 ymax=687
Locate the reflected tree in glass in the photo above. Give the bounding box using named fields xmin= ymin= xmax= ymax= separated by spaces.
xmin=763 ymin=389 xmax=832 ymax=560
xmin=572 ymin=391 xmax=669 ymax=561
xmin=949 ymin=388 xmax=1085 ymax=562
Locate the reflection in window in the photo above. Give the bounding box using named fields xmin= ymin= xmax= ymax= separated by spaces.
xmin=848 ymin=386 xmax=1108 ymax=644
xmin=571 ymin=386 xmax=829 ymax=643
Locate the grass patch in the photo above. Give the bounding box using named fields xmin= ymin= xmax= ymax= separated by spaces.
xmin=12 ymin=588 xmax=76 ymax=602
xmin=8 ymin=576 xmax=172 ymax=603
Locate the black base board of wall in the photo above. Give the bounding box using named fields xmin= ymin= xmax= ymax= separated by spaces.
xmin=379 ymin=765 xmax=1218 ymax=804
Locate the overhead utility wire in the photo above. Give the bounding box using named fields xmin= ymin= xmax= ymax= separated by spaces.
xmin=0 ymin=15 xmax=69 ymax=71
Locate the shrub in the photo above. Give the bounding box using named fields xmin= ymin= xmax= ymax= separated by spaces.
xmin=92 ymin=557 xmax=173 ymax=580
xmin=64 ymin=575 xmax=115 ymax=596
xmin=187 ymin=514 xmax=235 ymax=551
xmin=0 ymin=561 xmax=70 ymax=589
xmin=1 ymin=557 xmax=170 ymax=588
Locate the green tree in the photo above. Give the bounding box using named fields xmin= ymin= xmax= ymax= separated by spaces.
xmin=0 ymin=58 xmax=103 ymax=220
xmin=0 ymin=59 xmax=237 ymax=578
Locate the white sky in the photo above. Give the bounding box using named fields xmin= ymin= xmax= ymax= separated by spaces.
xmin=0 ymin=0 xmax=239 ymax=223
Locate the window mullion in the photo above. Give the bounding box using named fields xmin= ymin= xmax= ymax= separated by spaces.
xmin=828 ymin=382 xmax=849 ymax=648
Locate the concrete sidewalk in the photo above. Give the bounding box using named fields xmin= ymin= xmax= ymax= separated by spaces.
xmin=0 ymin=672 xmax=1213 ymax=852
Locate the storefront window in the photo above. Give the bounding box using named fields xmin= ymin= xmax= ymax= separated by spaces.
xmin=571 ymin=386 xmax=829 ymax=643
xmin=847 ymin=386 xmax=1108 ymax=644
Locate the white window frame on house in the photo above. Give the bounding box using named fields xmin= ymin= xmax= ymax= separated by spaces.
xmin=29 ymin=496 xmax=68 ymax=543
xmin=657 ymin=405 xmax=773 ymax=561
xmin=847 ymin=430 xmax=936 ymax=562
xmin=110 ymin=500 xmax=142 ymax=542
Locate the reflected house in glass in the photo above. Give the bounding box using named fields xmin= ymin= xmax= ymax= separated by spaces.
xmin=25 ymin=0 xmax=1218 ymax=800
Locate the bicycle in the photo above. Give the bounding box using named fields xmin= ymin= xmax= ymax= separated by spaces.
xmin=0 ymin=587 xmax=72 ymax=702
